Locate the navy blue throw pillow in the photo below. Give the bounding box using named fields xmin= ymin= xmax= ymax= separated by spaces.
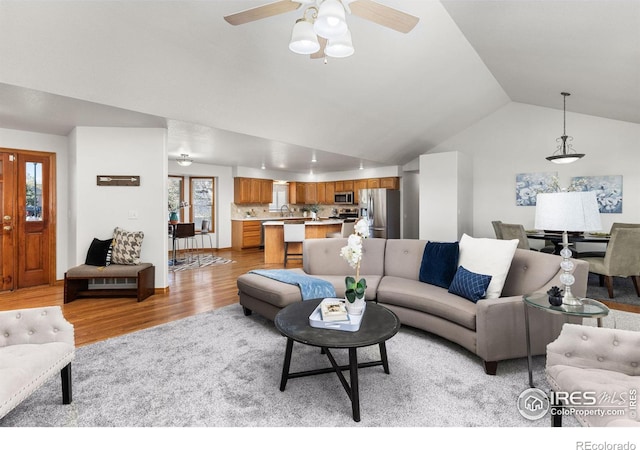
xmin=419 ymin=241 xmax=460 ymax=289
xmin=448 ymin=265 xmax=492 ymax=303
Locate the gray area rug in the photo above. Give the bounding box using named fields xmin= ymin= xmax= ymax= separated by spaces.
xmin=2 ymin=304 xmax=637 ymax=427
xmin=170 ymin=254 xmax=235 ymax=271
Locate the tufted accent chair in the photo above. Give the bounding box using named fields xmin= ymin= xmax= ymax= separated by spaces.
xmin=0 ymin=306 xmax=75 ymax=419
xmin=546 ymin=323 xmax=640 ymax=427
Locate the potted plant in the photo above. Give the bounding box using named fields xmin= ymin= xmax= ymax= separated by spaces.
xmin=340 ymin=218 xmax=370 ymax=315
xmin=309 ymin=203 xmax=321 ymax=220
xmin=547 ymin=286 xmax=563 ymax=306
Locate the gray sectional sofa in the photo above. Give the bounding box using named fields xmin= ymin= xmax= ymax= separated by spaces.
xmin=237 ymin=238 xmax=589 ymax=374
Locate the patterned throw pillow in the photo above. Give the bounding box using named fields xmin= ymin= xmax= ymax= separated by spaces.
xmin=110 ymin=227 xmax=144 ymax=265
xmin=448 ymin=265 xmax=492 ymax=303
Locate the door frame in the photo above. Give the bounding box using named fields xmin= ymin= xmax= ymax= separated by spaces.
xmin=0 ymin=147 xmax=56 ymax=290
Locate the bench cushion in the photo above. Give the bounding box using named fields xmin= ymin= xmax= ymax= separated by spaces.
xmin=66 ymin=263 xmax=153 ymax=278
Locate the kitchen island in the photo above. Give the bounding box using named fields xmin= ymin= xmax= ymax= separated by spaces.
xmin=263 ymin=219 xmax=343 ymax=264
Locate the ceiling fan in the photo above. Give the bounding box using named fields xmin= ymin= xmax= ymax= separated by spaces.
xmin=224 ymin=0 xmax=419 ymax=60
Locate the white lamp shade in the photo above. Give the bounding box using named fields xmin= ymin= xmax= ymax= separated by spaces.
xmin=314 ymin=0 xmax=348 ymax=39
xmin=289 ymin=19 xmax=320 ymax=54
xmin=325 ymin=30 xmax=354 ymax=58
xmin=534 ymin=191 xmax=602 ymax=232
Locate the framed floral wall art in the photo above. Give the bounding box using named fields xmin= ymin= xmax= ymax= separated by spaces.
xmin=516 ymin=172 xmax=558 ymax=206
xmin=570 ymin=175 xmax=623 ymax=213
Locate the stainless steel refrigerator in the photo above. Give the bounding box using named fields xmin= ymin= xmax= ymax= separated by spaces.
xmin=358 ymin=188 xmax=400 ymax=239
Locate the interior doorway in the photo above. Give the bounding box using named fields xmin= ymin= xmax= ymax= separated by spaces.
xmin=0 ymin=148 xmax=56 ymax=291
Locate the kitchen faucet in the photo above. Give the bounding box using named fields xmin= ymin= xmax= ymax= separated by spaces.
xmin=280 ymin=204 xmax=291 ymax=217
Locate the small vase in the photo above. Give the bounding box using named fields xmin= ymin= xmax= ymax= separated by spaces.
xmin=345 ymin=297 xmax=366 ymax=315
xmin=169 ymin=211 xmax=179 ymax=224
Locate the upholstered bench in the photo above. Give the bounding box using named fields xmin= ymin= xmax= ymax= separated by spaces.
xmin=0 ymin=306 xmax=75 ymax=419
xmin=64 ymin=263 xmax=155 ymax=303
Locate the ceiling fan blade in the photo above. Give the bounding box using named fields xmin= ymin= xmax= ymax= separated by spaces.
xmin=310 ymin=37 xmax=327 ymax=59
xmin=224 ymin=0 xmax=302 ymax=26
xmin=349 ymin=0 xmax=419 ymax=33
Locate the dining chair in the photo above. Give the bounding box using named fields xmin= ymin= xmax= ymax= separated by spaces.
xmin=498 ymin=222 xmax=555 ymax=253
xmin=283 ymin=222 xmax=305 ymax=267
xmin=579 ymin=227 xmax=640 ymax=298
xmin=491 ymin=221 xmax=503 ymax=239
xmin=199 ymin=219 xmax=214 ymax=256
xmin=174 ymin=222 xmax=200 ymax=266
xmin=576 ymin=222 xmax=640 ymax=258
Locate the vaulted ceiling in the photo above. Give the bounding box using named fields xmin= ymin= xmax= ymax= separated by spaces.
xmin=0 ymin=1 xmax=637 ymax=174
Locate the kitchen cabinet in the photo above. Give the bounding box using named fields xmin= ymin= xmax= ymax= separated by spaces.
xmin=234 ymin=177 xmax=273 ymax=204
xmin=324 ymin=182 xmax=335 ymax=204
xmin=232 ymin=219 xmax=262 ymax=250
xmin=305 ymin=183 xmax=317 ymax=204
xmin=367 ymin=178 xmax=381 ymax=189
xmin=316 ymin=182 xmax=326 ymax=204
xmin=335 ymin=180 xmax=354 ymax=192
xmin=353 ymin=179 xmax=367 ymax=204
xmin=380 ymin=177 xmax=399 ymax=189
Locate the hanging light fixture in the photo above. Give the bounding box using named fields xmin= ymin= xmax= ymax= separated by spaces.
xmin=546 ymin=92 xmax=585 ymax=164
xmin=288 ymin=7 xmax=320 ymax=55
xmin=325 ymin=29 xmax=354 ymax=58
xmin=314 ymin=0 xmax=348 ymax=39
xmin=289 ymin=1 xmax=354 ymax=59
xmin=176 ymin=154 xmax=193 ymax=167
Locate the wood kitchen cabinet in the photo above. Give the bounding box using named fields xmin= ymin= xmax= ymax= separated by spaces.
xmin=234 ymin=177 xmax=273 ymax=204
xmin=232 ymin=220 xmax=262 ymax=250
xmin=380 ymin=177 xmax=399 ymax=189
xmin=305 ymin=183 xmax=317 ymax=204
xmin=354 ymin=179 xmax=367 ymax=204
xmin=324 ymin=182 xmax=335 ymax=204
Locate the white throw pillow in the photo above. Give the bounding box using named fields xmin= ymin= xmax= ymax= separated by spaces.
xmin=457 ymin=233 xmax=518 ymax=299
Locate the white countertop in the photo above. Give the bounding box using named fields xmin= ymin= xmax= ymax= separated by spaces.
xmin=263 ymin=219 xmax=343 ymax=226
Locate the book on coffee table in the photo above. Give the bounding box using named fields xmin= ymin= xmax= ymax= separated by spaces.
xmin=309 ymin=298 xmax=365 ymax=332
xmin=320 ymin=299 xmax=348 ymax=322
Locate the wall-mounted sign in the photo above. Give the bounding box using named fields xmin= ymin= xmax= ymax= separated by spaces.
xmin=97 ymin=176 xmax=140 ymax=187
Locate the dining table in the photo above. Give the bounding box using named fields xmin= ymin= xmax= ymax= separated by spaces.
xmin=525 ymin=230 xmax=610 ymax=256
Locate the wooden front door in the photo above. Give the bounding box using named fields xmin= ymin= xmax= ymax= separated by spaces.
xmin=0 ymin=152 xmax=16 ymax=290
xmin=0 ymin=149 xmax=55 ymax=291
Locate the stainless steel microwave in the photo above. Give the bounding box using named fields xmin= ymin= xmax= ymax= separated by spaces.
xmin=334 ymin=191 xmax=354 ymax=204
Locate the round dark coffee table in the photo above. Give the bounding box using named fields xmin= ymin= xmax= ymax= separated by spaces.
xmin=274 ymin=298 xmax=400 ymax=422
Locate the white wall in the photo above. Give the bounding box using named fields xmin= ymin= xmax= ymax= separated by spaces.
xmin=419 ymin=151 xmax=473 ymax=241
xmin=429 ymin=102 xmax=640 ymax=239
xmin=0 ymin=127 xmax=70 ymax=280
xmin=168 ymin=161 xmax=233 ymax=249
xmin=71 ymin=127 xmax=168 ymax=288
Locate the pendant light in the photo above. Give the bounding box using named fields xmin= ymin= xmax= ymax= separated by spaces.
xmin=289 ymin=7 xmax=320 ymax=54
xmin=546 ymin=92 xmax=585 ymax=164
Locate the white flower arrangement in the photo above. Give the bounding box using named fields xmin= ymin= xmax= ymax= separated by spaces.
xmin=340 ymin=218 xmax=370 ymax=303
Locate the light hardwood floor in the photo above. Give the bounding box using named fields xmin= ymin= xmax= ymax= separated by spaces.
xmin=0 ymin=248 xmax=636 ymax=347
xmin=0 ymin=248 xmax=295 ymax=347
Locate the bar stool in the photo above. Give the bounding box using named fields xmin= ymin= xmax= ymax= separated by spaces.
xmin=283 ymin=222 xmax=305 ymax=267
xmin=174 ymin=222 xmax=199 ymax=266
xmin=199 ymin=219 xmax=214 ymax=256
xmin=326 ymin=219 xmax=356 ymax=238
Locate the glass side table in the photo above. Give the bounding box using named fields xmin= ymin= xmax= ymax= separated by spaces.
xmin=522 ymin=292 xmax=610 ymax=387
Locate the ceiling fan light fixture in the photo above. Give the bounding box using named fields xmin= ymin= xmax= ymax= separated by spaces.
xmin=546 ymin=92 xmax=584 ymax=164
xmin=289 ymin=17 xmax=320 ymax=54
xmin=314 ymin=0 xmax=348 ymax=39
xmin=176 ymin=153 xmax=193 ymax=167
xmin=325 ymin=29 xmax=354 ymax=58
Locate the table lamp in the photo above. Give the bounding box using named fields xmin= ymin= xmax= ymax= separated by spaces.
xmin=534 ymin=191 xmax=602 ymax=306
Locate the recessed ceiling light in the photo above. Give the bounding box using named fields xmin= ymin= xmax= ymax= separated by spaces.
xmin=261 ymin=163 xmax=266 ymax=170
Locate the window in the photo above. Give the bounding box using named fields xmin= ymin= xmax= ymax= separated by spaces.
xmin=269 ymin=183 xmax=289 ymax=212
xmin=190 ymin=177 xmax=214 ymax=232
xmin=168 ymin=176 xmax=184 ymax=221
xmin=25 ymin=162 xmax=43 ymax=221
